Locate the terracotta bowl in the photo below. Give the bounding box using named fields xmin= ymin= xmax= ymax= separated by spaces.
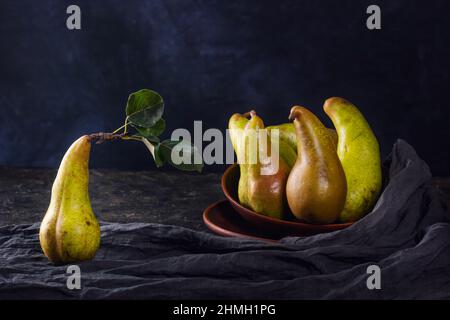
xmin=221 ymin=164 xmax=353 ymax=237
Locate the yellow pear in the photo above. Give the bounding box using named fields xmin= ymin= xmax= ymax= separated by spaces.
xmin=39 ymin=135 xmax=100 ymax=264
xmin=229 ymin=111 xmax=293 ymax=219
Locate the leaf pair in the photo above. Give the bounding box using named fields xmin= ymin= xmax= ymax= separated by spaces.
xmin=124 ymin=89 xmax=203 ymax=172
xmin=126 ymin=89 xmax=165 ymax=140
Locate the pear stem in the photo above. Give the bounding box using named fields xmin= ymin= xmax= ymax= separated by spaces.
xmin=88 ymin=132 xmax=126 ymax=144
xmin=242 ymin=110 xmax=256 ymax=119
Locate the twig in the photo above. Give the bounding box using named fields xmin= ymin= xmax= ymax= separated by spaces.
xmin=88 ymin=132 xmax=126 ymax=144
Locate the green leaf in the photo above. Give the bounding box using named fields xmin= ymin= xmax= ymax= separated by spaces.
xmin=141 ymin=138 xmax=164 ymax=167
xmin=133 ymin=118 xmax=166 ymax=138
xmin=156 ymin=139 xmax=203 ymax=172
xmin=143 ymin=135 xmax=160 ymax=144
xmin=153 ymin=143 xmax=165 ymax=168
xmin=126 ymin=89 xmax=164 ymax=128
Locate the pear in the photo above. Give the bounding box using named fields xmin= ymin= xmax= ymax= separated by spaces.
xmin=286 ymin=106 xmax=347 ymax=224
xmin=229 ymin=111 xmax=292 ymax=219
xmin=267 ymin=123 xmax=298 ymax=151
xmin=228 ymin=111 xmax=251 ymax=164
xmin=229 ymin=111 xmax=296 ymax=169
xmin=324 ymin=97 xmax=382 ymax=222
xmin=39 ymin=135 xmax=101 ymax=264
xmin=267 ymin=123 xmax=338 ymax=151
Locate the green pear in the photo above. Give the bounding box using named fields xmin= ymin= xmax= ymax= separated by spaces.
xmin=39 ymin=135 xmax=101 ymax=264
xmin=267 ymin=123 xmax=297 ymax=151
xmin=267 ymin=123 xmax=338 ymax=151
xmin=324 ymin=97 xmax=382 ymax=222
xmin=229 ymin=111 xmax=296 ymax=169
xmin=228 ymin=111 xmax=251 ymax=164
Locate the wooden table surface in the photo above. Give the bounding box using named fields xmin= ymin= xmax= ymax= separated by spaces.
xmin=0 ymin=167 xmax=448 ymax=230
xmin=0 ymin=167 xmax=224 ymax=231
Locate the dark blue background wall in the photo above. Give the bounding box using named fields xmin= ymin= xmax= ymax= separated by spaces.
xmin=1 ymin=0 xmax=449 ymax=175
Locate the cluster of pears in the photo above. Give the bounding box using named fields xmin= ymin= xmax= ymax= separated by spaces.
xmin=40 ymin=135 xmax=101 ymax=264
xmin=229 ymin=97 xmax=382 ymax=224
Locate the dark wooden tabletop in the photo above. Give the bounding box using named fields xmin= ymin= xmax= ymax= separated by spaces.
xmin=0 ymin=167 xmax=224 ymax=232
xmin=0 ymin=167 xmax=448 ymax=231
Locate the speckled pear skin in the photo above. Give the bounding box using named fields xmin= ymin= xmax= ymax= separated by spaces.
xmin=229 ymin=111 xmax=291 ymax=219
xmin=39 ymin=135 xmax=100 ymax=264
xmin=286 ymin=106 xmax=347 ymax=224
xmin=324 ymin=97 xmax=382 ymax=222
